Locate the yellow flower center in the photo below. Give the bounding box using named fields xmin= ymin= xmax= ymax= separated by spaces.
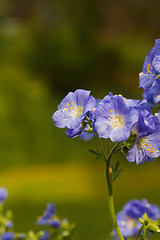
xmin=137 ymin=137 xmax=159 ymax=155
xmin=63 ymin=102 xmax=83 ymax=118
xmin=127 ymin=218 xmax=137 ymax=230
xmin=72 ymin=106 xmax=84 ymax=118
xmin=111 ymin=116 xmax=124 ymax=128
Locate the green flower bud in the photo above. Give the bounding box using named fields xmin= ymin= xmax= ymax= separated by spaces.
xmin=148 ymin=222 xmax=160 ymax=232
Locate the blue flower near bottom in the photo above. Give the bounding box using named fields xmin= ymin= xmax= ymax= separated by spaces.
xmin=1 ymin=232 xmax=14 ymax=240
xmin=37 ymin=203 xmax=60 ymax=228
xmin=39 ymin=231 xmax=50 ymax=240
xmin=113 ymin=199 xmax=160 ymax=240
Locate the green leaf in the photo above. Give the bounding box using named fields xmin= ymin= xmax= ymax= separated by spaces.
xmin=112 ymin=169 xmax=122 ymax=181
xmin=112 ymin=160 xmax=122 ymax=181
xmin=115 ymin=160 xmax=120 ymax=170
xmin=139 ymin=217 xmax=143 ymax=224
xmin=88 ymin=149 xmax=103 ymax=159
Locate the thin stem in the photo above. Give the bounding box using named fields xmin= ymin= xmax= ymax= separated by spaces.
xmin=96 ymin=136 xmax=124 ymax=240
xmin=136 ymin=226 xmax=143 ymax=240
xmin=106 ymin=144 xmax=124 ymax=240
xmin=106 ymin=139 xmax=110 ymax=156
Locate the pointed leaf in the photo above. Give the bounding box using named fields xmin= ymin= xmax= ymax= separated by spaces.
xmin=112 ymin=169 xmax=122 ymax=181
xmin=115 ymin=160 xmax=120 ymax=170
xmin=88 ymin=149 xmax=103 ymax=159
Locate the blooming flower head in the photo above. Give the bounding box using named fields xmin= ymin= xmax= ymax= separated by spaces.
xmin=94 ymin=95 xmax=138 ymax=142
xmin=139 ymin=38 xmax=160 ymax=90
xmin=66 ymin=98 xmax=101 ymax=141
xmin=0 ymin=188 xmax=8 ymax=203
xmin=113 ymin=199 xmax=160 ymax=240
xmin=1 ymin=232 xmax=14 ymax=240
xmin=37 ymin=203 xmax=60 ymax=228
xmin=52 ymin=89 xmax=96 ymax=140
xmin=126 ymin=110 xmax=160 ymax=164
xmin=139 ymin=49 xmax=156 ymax=89
xmin=52 ymin=89 xmax=96 ymax=129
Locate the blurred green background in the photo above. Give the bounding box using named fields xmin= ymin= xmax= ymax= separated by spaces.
xmin=1 ymin=0 xmax=160 ymax=239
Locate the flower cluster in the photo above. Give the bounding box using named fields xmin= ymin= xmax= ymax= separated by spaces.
xmin=0 ymin=188 xmax=75 ymax=240
xmin=0 ymin=188 xmax=13 ymax=235
xmin=52 ymin=38 xmax=160 ymax=240
xmin=53 ymin=90 xmax=160 ymax=164
xmin=139 ymin=38 xmax=160 ymax=107
xmin=113 ymin=199 xmax=160 ymax=240
xmin=37 ymin=203 xmax=76 ymax=240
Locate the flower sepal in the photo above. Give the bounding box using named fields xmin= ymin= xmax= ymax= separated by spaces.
xmin=88 ymin=149 xmax=104 ymax=160
xmin=138 ymin=213 xmax=160 ymax=240
xmin=57 ymin=219 xmax=76 ymax=240
xmin=119 ymin=133 xmax=137 ymax=155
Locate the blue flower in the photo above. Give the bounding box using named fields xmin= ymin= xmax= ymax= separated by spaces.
xmin=37 ymin=204 xmax=60 ymax=228
xmin=52 ymin=89 xmax=96 ymax=129
xmin=139 ymin=49 xmax=156 ymax=89
xmin=152 ymin=38 xmax=160 ymax=72
xmin=113 ymin=199 xmax=160 ymax=240
xmin=143 ymin=81 xmax=160 ymax=107
xmin=0 ymin=188 xmax=8 ymax=203
xmin=39 ymin=231 xmax=50 ymax=240
xmin=16 ymin=234 xmax=25 ymax=239
xmin=66 ymin=98 xmax=101 ymax=141
xmin=94 ymin=95 xmax=138 ymax=142
xmin=5 ymin=221 xmax=13 ymax=229
xmin=139 ymin=38 xmax=160 ymax=89
xmin=100 ymin=92 xmax=113 ymax=104
xmin=1 ymin=232 xmax=14 ymax=240
xmin=126 ymin=132 xmax=160 ymax=164
xmin=126 ymin=110 xmax=160 ymax=164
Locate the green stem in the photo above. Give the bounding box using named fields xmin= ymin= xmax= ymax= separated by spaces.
xmin=136 ymin=226 xmax=143 ymax=240
xmin=106 ymin=139 xmax=110 ymax=155
xmin=106 ymin=144 xmax=124 ymax=240
xmin=96 ymin=136 xmax=124 ymax=240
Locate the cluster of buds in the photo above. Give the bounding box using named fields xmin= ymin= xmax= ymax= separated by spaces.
xmin=0 ymin=188 xmax=75 ymax=240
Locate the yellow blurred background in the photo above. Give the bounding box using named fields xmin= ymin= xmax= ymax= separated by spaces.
xmin=0 ymin=0 xmax=160 ymax=239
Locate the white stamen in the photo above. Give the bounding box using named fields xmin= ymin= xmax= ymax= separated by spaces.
xmin=111 ymin=116 xmax=124 ymax=128
xmin=71 ymin=106 xmax=83 ymax=118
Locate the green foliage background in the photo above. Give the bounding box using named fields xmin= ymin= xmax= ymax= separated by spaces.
xmin=0 ymin=0 xmax=160 ymax=239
